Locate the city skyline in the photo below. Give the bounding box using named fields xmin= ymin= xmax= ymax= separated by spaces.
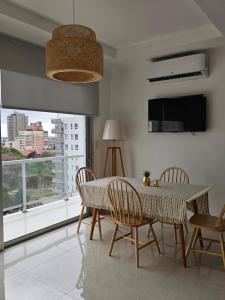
xmin=1 ymin=108 xmax=76 ymax=138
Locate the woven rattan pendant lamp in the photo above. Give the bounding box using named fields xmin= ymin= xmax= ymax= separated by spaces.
xmin=46 ymin=0 xmax=103 ymax=83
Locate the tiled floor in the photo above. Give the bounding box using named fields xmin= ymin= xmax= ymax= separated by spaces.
xmin=4 ymin=196 xmax=82 ymax=242
xmin=1 ymin=218 xmax=225 ymax=300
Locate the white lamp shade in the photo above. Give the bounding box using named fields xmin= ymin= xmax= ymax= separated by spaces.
xmin=102 ymin=120 xmax=122 ymax=140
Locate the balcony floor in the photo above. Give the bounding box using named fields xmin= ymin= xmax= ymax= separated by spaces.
xmin=4 ymin=196 xmax=82 ymax=242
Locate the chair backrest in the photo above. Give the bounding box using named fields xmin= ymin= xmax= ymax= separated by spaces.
xmin=76 ymin=167 xmax=96 ymax=200
xmin=107 ymin=178 xmax=143 ymax=226
xmin=215 ymin=203 xmax=225 ymax=231
xmin=159 ymin=166 xmax=189 ymax=184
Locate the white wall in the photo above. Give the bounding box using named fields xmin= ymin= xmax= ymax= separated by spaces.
xmin=110 ymin=46 xmax=225 ymax=214
xmin=93 ymin=70 xmax=112 ymax=178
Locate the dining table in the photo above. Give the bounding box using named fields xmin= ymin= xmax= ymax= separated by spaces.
xmin=81 ymin=176 xmax=211 ymax=267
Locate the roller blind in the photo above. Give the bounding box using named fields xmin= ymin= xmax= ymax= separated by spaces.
xmin=1 ymin=70 xmax=99 ymax=115
xmin=0 ymin=34 xmax=99 ymax=115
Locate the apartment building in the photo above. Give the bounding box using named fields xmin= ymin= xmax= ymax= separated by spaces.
xmin=51 ymin=118 xmax=65 ymax=193
xmin=51 ymin=116 xmax=86 ymax=195
xmin=63 ymin=116 xmax=86 ymax=194
xmin=15 ymin=130 xmax=46 ymax=151
xmin=27 ymin=122 xmax=43 ymax=131
xmin=27 ymin=122 xmax=48 ymax=148
xmin=7 ymin=112 xmax=28 ymax=141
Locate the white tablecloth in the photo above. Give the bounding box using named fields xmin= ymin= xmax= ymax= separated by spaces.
xmin=82 ymin=177 xmax=210 ymax=224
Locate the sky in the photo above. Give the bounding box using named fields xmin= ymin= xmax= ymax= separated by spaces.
xmin=1 ymin=108 xmax=77 ymax=138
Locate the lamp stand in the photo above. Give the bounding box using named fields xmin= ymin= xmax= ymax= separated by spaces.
xmin=103 ymin=146 xmax=125 ymax=177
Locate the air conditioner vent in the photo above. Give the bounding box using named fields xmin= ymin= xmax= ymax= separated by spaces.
xmin=148 ymin=71 xmax=202 ymax=83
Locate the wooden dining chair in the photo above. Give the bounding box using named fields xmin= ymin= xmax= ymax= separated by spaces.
xmin=159 ymin=166 xmax=190 ymax=243
xmin=186 ymin=204 xmax=225 ymax=268
xmin=160 ymin=166 xmax=189 ymax=184
xmin=76 ymin=167 xmax=103 ymax=239
xmin=107 ymin=178 xmax=160 ymax=268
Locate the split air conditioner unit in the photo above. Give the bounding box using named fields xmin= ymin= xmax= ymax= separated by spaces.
xmin=148 ymin=53 xmax=208 ymax=83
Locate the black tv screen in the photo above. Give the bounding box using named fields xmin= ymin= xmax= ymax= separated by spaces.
xmin=148 ymin=94 xmax=206 ymax=132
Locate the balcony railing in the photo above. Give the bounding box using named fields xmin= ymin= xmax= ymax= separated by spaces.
xmin=2 ymin=154 xmax=85 ymax=214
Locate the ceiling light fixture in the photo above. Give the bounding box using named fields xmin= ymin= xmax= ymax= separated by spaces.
xmin=46 ymin=0 xmax=103 ymax=83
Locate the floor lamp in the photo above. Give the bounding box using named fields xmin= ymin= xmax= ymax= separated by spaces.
xmin=102 ymin=120 xmax=125 ymax=177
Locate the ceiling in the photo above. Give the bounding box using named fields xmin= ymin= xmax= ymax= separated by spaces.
xmin=1 ymin=0 xmax=225 ymax=69
xmin=6 ymin=0 xmax=211 ymax=48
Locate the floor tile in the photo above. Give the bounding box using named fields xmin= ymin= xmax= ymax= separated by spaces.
xmin=4 ymin=272 xmax=65 ymax=300
xmin=59 ymin=295 xmax=75 ymax=300
xmin=1 ymin=219 xmax=225 ymax=300
xmin=4 ymin=243 xmax=65 ymax=272
xmin=28 ymin=250 xmax=83 ymax=294
xmin=4 ymin=265 xmax=20 ymax=280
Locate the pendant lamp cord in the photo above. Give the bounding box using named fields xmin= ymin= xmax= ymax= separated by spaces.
xmin=73 ymin=0 xmax=75 ymax=24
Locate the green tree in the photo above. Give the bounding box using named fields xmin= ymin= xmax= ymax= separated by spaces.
xmin=2 ymin=147 xmax=25 ymax=160
xmin=2 ymin=164 xmax=22 ymax=209
xmin=26 ymin=161 xmax=53 ymax=189
xmin=2 ymin=158 xmax=54 ymax=211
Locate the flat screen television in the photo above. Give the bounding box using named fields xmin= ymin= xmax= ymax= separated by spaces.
xmin=148 ymin=94 xmax=206 ymax=132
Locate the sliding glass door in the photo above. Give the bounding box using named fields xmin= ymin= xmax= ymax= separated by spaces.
xmin=1 ymin=108 xmax=90 ymax=243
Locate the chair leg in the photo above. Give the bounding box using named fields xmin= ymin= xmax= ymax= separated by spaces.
xmin=135 ymin=227 xmax=139 ymax=268
xmin=161 ymin=222 xmax=164 ymax=229
xmin=147 ymin=224 xmax=151 ymax=237
xmin=97 ymin=210 xmax=102 ymax=240
xmin=147 ymin=223 xmax=160 ymax=253
xmin=192 ymin=228 xmax=200 ymax=249
xmin=109 ymin=224 xmax=118 ymax=256
xmin=89 ymin=208 xmax=98 ymax=240
xmin=178 ymin=224 xmax=187 ymax=268
xmin=185 ymin=227 xmax=197 ymax=258
xmin=131 ymin=227 xmax=134 ymax=243
xmin=174 ymin=224 xmax=178 ymax=244
xmin=219 ymin=233 xmax=225 ymax=268
xmin=77 ymin=205 xmax=85 ymax=234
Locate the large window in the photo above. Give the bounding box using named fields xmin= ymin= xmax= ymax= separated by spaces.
xmin=1 ymin=108 xmax=87 ymax=242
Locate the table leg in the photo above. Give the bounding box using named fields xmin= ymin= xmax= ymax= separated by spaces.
xmin=192 ymin=200 xmax=204 ymax=248
xmin=178 ymin=224 xmax=187 ymax=268
xmin=89 ymin=208 xmax=98 ymax=240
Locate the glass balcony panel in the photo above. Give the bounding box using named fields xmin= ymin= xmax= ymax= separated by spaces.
xmin=65 ymin=156 xmax=86 ymax=198
xmin=3 ymin=155 xmax=86 ymax=242
xmin=2 ymin=164 xmax=23 ymax=213
xmin=2 ymin=155 xmax=87 ymax=213
xmin=26 ymin=159 xmax=65 ymax=208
